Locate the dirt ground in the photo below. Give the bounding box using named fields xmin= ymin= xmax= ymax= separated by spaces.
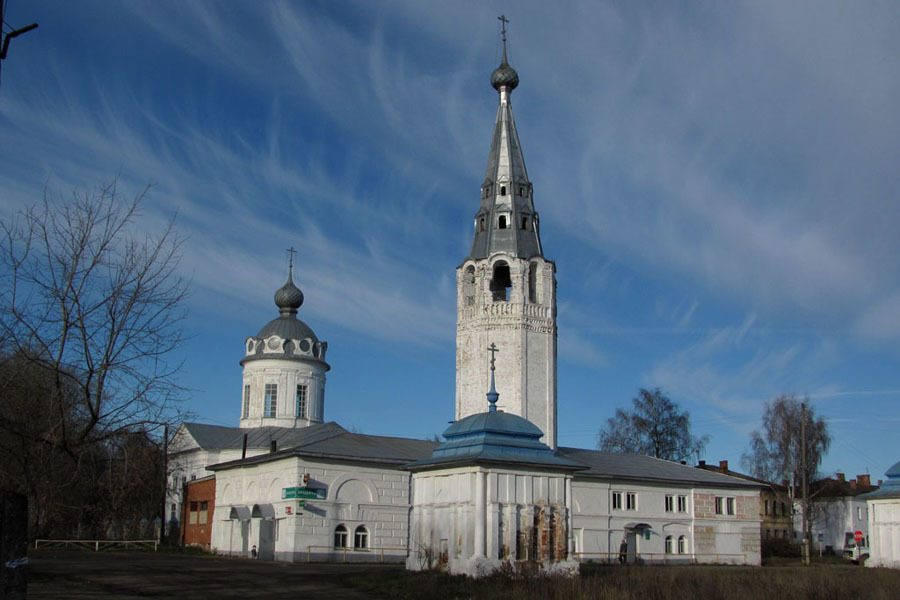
xmin=27 ymin=549 xmax=400 ymax=599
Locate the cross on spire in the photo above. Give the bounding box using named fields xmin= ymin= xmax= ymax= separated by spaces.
xmin=487 ymin=343 xmax=499 ymax=411
xmin=498 ymin=15 xmax=510 ymax=63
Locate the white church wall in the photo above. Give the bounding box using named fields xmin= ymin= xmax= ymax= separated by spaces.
xmin=867 ymin=498 xmax=900 ymax=568
xmin=211 ymin=456 xmax=412 ymax=562
xmin=409 ymin=466 xmax=575 ymax=576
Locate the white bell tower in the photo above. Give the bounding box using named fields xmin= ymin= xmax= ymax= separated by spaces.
xmin=455 ymin=20 xmax=558 ymax=447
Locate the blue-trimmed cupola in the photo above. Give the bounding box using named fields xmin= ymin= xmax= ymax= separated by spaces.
xmin=467 ymin=18 xmax=543 ymax=261
xmin=406 ymin=344 xmax=580 ymax=471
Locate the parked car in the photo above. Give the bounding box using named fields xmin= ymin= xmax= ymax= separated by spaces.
xmin=842 ymin=543 xmax=869 ymax=564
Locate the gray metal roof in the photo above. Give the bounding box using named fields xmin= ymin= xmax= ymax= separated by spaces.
xmin=467 ymin=55 xmax=543 ymax=261
xmin=240 ymin=271 xmax=329 ymax=368
xmin=208 ymin=428 xmax=439 ymax=470
xmin=181 ymin=421 xmax=760 ymax=488
xmin=179 ymin=421 xmax=347 ymax=452
xmin=557 ymin=447 xmax=763 ymax=489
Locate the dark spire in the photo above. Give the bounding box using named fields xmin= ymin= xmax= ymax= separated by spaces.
xmin=468 ymin=17 xmax=543 ymax=261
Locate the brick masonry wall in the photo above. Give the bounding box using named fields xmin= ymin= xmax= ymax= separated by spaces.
xmin=182 ymin=478 xmax=216 ymax=548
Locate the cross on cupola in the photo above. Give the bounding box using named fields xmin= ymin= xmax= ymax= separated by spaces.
xmin=486 ymin=343 xmax=500 ymax=412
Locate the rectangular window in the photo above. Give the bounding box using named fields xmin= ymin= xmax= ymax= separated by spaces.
xmin=612 ymin=491 xmax=622 ymax=510
xmin=264 ymin=383 xmax=277 ymax=417
xmin=242 ymin=384 xmax=250 ymax=418
xmin=665 ymin=495 xmax=674 ymax=512
xmin=857 ymin=506 xmax=862 ymax=520
xmin=198 ymin=501 xmax=208 ymax=525
xmin=726 ymin=497 xmax=735 ymax=516
xmin=781 ymin=502 xmax=786 ymax=516
xmin=189 ymin=501 xmax=198 ymax=524
xmin=677 ymin=495 xmax=687 ymax=513
xmin=715 ymin=497 xmax=724 ymax=515
xmin=765 ymin=499 xmax=770 ymax=515
xmin=296 ymin=384 xmax=308 ymax=418
xmin=766 ymin=529 xmax=771 ymax=539
xmin=626 ymin=492 xmax=637 ymax=511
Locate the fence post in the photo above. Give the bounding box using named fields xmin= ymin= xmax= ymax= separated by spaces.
xmin=95 ymin=541 xmax=99 ymax=552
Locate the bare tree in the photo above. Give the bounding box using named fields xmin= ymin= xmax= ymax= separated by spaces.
xmin=741 ymin=394 xmax=830 ymax=548
xmin=0 ymin=180 xmax=188 ymax=452
xmin=597 ymin=388 xmax=709 ymax=463
xmin=0 ymin=180 xmax=188 ymax=537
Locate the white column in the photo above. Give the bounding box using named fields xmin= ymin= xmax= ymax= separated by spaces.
xmin=474 ymin=470 xmax=486 ymax=557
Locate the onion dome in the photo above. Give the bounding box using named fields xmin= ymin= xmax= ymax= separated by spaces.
xmin=491 ymin=59 xmax=519 ymax=91
xmin=241 ymin=258 xmax=328 ymax=369
xmin=274 ymin=273 xmax=304 ymax=316
xmin=491 ymin=17 xmax=519 ymax=91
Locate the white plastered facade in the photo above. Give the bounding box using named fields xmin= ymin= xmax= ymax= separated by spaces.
xmin=866 ymin=497 xmax=900 ymax=568
xmin=572 ymin=480 xmax=760 ymax=565
xmin=239 ymin=356 xmax=326 ymax=429
xmin=211 ymin=456 xmax=411 ymax=562
xmin=407 ymin=466 xmax=577 ymax=576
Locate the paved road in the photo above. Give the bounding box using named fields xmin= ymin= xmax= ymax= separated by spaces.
xmin=29 ymin=550 xmax=399 ymax=599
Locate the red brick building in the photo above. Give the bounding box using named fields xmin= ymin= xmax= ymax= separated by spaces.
xmin=181 ymin=475 xmax=216 ymax=549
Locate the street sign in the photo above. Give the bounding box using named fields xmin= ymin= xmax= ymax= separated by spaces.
xmin=854 ymin=530 xmax=864 ymax=543
xmin=282 ymin=486 xmax=326 ymax=500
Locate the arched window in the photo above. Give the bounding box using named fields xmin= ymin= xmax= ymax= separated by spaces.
xmin=678 ymin=535 xmax=686 ymax=554
xmin=500 ymin=185 xmax=506 ymax=196
xmin=479 ymin=218 xmax=485 ymax=232
xmin=528 ymin=263 xmax=538 ymax=304
xmin=490 ymin=261 xmax=512 ymax=302
xmin=665 ymin=535 xmax=673 ymax=554
xmin=498 ymin=215 xmax=507 ymax=229
xmin=463 ymin=265 xmax=476 ymax=306
xmin=521 ymin=216 xmax=529 ymax=231
xmin=334 ymin=524 xmax=348 ymax=548
xmin=354 ymin=525 xmax=369 ymax=549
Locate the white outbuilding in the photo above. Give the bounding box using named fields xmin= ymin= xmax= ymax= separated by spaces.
xmin=862 ymin=461 xmax=900 ymax=568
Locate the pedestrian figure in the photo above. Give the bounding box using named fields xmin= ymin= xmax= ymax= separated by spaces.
xmin=618 ymin=538 xmax=627 ymax=564
xmin=251 ymin=545 xmax=258 ymax=559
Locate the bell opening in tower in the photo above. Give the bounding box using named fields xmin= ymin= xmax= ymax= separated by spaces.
xmin=490 ymin=261 xmax=512 ymax=302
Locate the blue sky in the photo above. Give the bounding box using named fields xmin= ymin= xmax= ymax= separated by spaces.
xmin=2 ymin=1 xmax=898 ymax=482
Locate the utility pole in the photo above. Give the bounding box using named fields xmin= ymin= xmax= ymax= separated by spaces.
xmin=160 ymin=423 xmax=169 ymax=546
xmin=801 ymin=401 xmax=809 ymax=565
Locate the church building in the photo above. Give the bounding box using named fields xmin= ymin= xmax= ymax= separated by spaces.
xmin=169 ymin=23 xmax=763 ymax=574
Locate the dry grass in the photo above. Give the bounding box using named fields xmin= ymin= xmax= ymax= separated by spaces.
xmin=347 ymin=563 xmax=900 ymax=600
